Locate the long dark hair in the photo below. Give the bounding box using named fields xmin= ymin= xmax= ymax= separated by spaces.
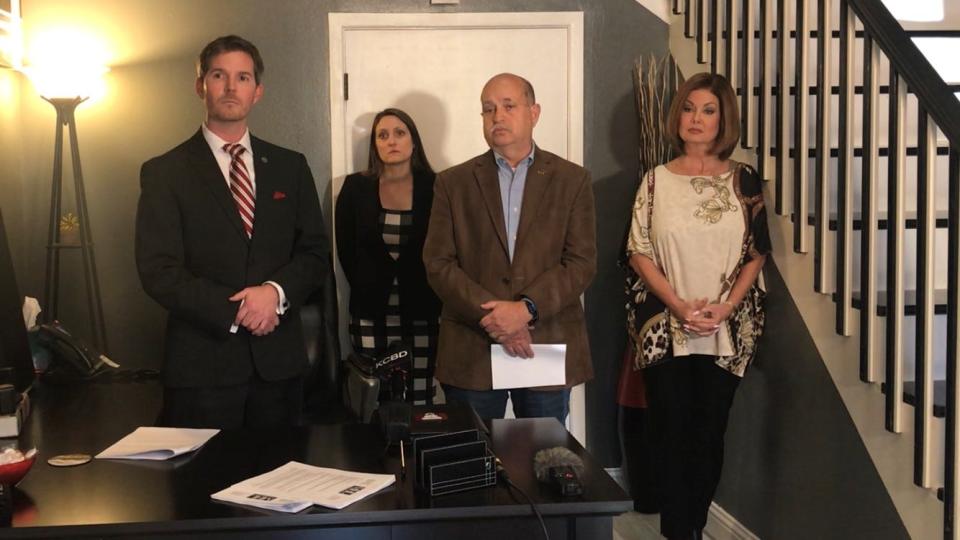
xmin=365 ymin=108 xmax=434 ymax=177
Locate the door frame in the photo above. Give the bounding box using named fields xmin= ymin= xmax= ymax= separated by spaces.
xmin=328 ymin=11 xmax=584 ymax=181
xmin=327 ymin=12 xmax=586 ymax=443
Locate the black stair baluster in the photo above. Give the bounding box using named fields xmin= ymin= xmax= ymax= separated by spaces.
xmin=741 ymin=0 xmax=755 ymax=148
xmin=757 ymin=0 xmax=770 ymax=178
xmin=885 ymin=68 xmax=906 ymax=434
xmin=725 ymin=0 xmax=735 ymax=78
xmin=686 ymin=0 xmax=696 ymax=39
xmin=836 ymin=0 xmax=854 ymax=335
xmin=698 ymin=0 xmax=709 ymax=64
xmin=712 ymin=0 xmax=721 ymax=73
xmin=775 ymin=0 xmax=789 ymax=215
xmin=814 ymin=0 xmax=832 ymax=293
xmin=793 ymin=0 xmax=809 ymax=253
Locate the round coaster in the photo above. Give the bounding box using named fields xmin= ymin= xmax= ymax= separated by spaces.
xmin=47 ymin=454 xmax=92 ymax=467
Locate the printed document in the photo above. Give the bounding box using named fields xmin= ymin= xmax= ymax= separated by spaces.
xmin=95 ymin=427 xmax=219 ymax=461
xmin=490 ymin=344 xmax=566 ymax=389
xmin=211 ymin=461 xmax=395 ymax=512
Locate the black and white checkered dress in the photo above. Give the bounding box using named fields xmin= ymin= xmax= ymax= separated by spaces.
xmin=348 ymin=209 xmax=439 ymax=404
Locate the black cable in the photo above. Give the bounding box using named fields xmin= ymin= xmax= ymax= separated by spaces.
xmin=97 ymin=368 xmax=161 ymax=381
xmin=39 ymin=368 xmax=160 ymax=385
xmin=497 ymin=463 xmax=549 ymax=540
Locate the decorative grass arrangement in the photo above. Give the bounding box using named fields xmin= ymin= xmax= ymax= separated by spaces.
xmin=633 ymin=54 xmax=681 ymax=179
xmin=618 ymin=55 xmax=683 ymax=391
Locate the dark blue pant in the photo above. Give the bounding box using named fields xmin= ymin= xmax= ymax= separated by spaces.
xmin=442 ymin=384 xmax=570 ymax=424
xmin=644 ymin=355 xmax=741 ymax=539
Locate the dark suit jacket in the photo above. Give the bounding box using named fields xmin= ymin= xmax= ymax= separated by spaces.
xmin=423 ymin=148 xmax=597 ymax=390
xmin=335 ymin=170 xmax=441 ymax=320
xmin=135 ymin=130 xmax=328 ymax=389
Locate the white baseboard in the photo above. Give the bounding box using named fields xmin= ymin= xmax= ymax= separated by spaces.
xmin=607 ymin=464 xmax=759 ymax=540
xmin=706 ymin=502 xmax=760 ymax=540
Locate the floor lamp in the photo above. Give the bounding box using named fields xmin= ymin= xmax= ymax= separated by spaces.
xmin=40 ymin=94 xmax=108 ymax=354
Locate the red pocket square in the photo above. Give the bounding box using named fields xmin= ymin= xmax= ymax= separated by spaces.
xmin=273 ymin=191 xmax=287 ymax=200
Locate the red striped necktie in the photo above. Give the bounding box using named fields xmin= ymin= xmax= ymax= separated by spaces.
xmin=223 ymin=143 xmax=255 ymax=238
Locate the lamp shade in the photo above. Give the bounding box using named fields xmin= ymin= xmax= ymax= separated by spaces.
xmin=22 ymin=28 xmax=109 ymax=100
xmin=23 ymin=63 xmax=107 ymax=100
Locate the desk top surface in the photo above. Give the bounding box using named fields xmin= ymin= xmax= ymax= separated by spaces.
xmin=3 ymin=381 xmax=630 ymax=537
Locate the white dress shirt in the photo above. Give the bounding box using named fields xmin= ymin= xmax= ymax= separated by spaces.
xmin=200 ymin=124 xmax=289 ymax=332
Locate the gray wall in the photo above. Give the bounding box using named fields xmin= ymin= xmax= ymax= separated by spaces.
xmin=4 ymin=0 xmax=666 ymax=465
xmin=0 ymin=69 xmax=25 ymax=286
xmin=716 ymin=264 xmax=910 ymax=539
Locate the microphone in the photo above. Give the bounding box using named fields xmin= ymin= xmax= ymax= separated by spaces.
xmin=533 ymin=447 xmax=584 ymax=496
xmin=533 ymin=447 xmax=584 ymax=480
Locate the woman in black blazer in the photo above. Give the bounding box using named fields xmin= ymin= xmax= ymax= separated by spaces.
xmin=335 ymin=108 xmax=441 ymax=404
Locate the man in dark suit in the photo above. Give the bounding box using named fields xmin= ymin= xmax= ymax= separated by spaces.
xmin=423 ymin=73 xmax=596 ymax=423
xmin=135 ymin=35 xmax=328 ymax=429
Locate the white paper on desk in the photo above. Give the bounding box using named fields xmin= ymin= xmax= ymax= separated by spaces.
xmin=95 ymin=427 xmax=219 ymax=461
xmin=490 ymin=344 xmax=566 ymax=390
xmin=211 ymin=461 xmax=395 ymax=512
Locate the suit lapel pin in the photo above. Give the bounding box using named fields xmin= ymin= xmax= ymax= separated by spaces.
xmin=273 ymin=191 xmax=286 ymax=200
xmin=261 ymin=156 xmax=268 ymax=163
xmin=537 ymin=169 xmax=546 ymax=175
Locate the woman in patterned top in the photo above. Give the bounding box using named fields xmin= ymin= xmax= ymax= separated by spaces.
xmin=625 ymin=73 xmax=771 ymax=540
xmin=336 ymin=108 xmax=441 ymax=405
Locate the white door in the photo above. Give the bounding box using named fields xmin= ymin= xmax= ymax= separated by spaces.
xmin=329 ymin=12 xmax=586 ymax=442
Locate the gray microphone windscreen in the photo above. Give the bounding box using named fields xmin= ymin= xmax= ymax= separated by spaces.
xmin=533 ymin=447 xmax=585 ymax=481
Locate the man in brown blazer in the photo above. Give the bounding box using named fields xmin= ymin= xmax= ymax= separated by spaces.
xmin=423 ymin=73 xmax=596 ymax=422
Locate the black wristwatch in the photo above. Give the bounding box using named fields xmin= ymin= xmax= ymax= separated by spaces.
xmin=520 ymin=295 xmax=539 ymax=325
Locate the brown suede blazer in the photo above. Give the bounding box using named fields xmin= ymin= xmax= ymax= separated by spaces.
xmin=423 ymin=147 xmax=597 ymax=391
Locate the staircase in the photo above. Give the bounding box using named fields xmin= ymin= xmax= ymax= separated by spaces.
xmin=665 ymin=0 xmax=960 ymax=538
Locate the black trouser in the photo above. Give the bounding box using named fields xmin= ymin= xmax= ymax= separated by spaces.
xmin=619 ymin=405 xmax=660 ymax=513
xmin=161 ymin=374 xmax=303 ymax=429
xmin=644 ymin=354 xmax=741 ymax=539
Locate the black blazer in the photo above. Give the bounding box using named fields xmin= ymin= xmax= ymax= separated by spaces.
xmin=135 ymin=130 xmax=329 ymax=388
xmin=335 ymin=171 xmax=441 ymax=320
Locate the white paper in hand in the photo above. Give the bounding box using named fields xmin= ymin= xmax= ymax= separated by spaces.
xmin=490 ymin=344 xmax=566 ymax=389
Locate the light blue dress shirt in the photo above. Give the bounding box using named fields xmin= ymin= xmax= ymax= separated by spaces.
xmin=493 ymin=144 xmax=536 ymax=261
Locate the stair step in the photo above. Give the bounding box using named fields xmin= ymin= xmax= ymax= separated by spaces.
xmin=880 ymin=380 xmax=946 ymax=418
xmin=832 ymin=289 xmax=948 ymax=316
xmin=768 ymin=146 xmax=951 ymax=159
xmin=790 ymin=210 xmax=949 ymax=232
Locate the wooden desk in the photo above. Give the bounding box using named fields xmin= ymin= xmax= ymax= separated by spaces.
xmin=3 ymin=381 xmax=630 ymax=539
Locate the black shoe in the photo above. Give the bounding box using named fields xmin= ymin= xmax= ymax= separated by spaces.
xmin=633 ymin=498 xmax=659 ymax=514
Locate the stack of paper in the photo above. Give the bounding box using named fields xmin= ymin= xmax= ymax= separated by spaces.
xmin=95 ymin=427 xmax=220 ymax=461
xmin=211 ymin=461 xmax=395 ymax=513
